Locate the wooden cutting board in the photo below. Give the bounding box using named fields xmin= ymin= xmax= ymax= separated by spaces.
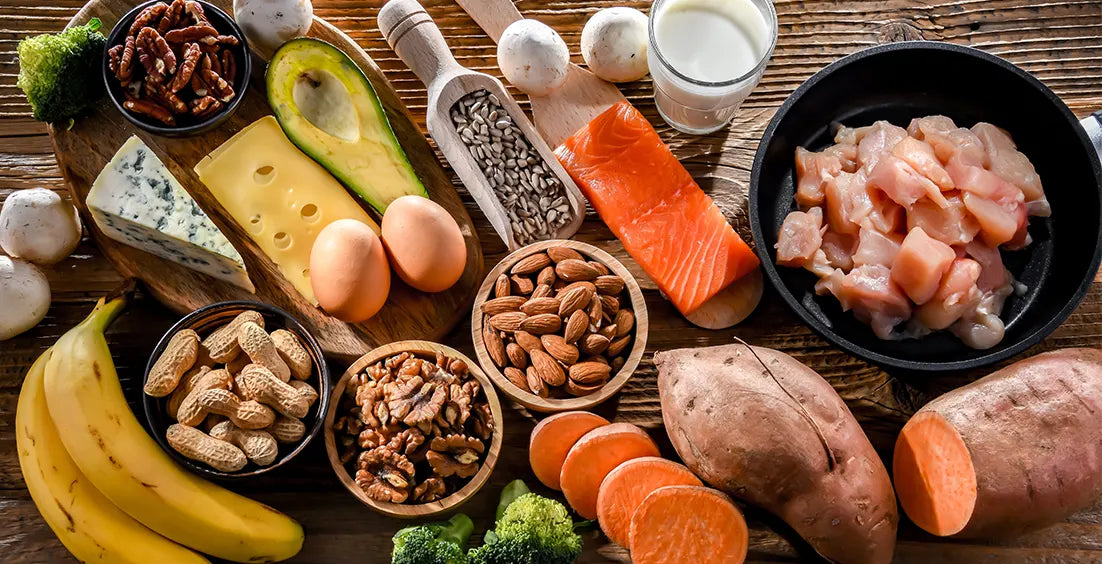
xmin=50 ymin=0 xmax=483 ymax=361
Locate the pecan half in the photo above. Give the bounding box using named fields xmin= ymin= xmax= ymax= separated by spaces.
xmin=185 ymin=0 xmax=208 ymax=24
xmin=220 ymin=50 xmax=236 ymax=84
xmin=117 ymin=35 xmax=136 ymax=84
xmin=169 ymin=42 xmax=201 ymax=93
xmin=158 ymin=0 xmax=186 ymax=34
xmin=124 ymin=99 xmax=175 ymax=126
xmin=128 ymin=3 xmax=168 ymax=37
xmin=165 ymin=24 xmax=217 ymax=43
xmin=138 ymin=27 xmax=176 ymax=77
xmin=189 ymin=95 xmax=223 ymax=118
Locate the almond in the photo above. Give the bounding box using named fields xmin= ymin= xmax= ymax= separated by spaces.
xmin=555 ymin=259 xmax=601 ymax=282
xmin=530 ymin=349 xmax=566 ymax=386
xmin=483 ymin=321 xmax=507 ymax=367
xmin=614 ymin=309 xmax=635 ymax=336
xmin=489 ymin=311 xmax=527 ymax=332
xmin=481 ymin=295 xmax=527 ymax=315
xmin=610 ymin=356 xmax=626 ymax=372
xmin=588 ymin=261 xmax=610 ymax=276
xmin=521 ymin=297 xmax=561 ymax=316
xmin=532 ymin=284 xmax=553 ymax=299
xmin=569 ymin=362 xmax=611 ymax=385
xmin=584 ymin=355 xmax=609 ymax=365
xmin=521 ymin=313 xmax=562 ymax=335
xmin=557 ymin=285 xmax=594 ymax=317
xmin=547 ymin=246 xmax=584 ymax=263
xmin=588 ymin=295 xmax=603 ymax=326
xmin=503 ymin=366 xmax=528 ymax=390
xmin=506 ymin=343 xmax=528 ymax=369
xmin=564 ymin=377 xmax=604 ymax=397
xmin=595 ymin=275 xmax=625 ymax=295
xmin=515 ymin=330 xmax=544 ymax=353
xmin=540 ymin=334 xmax=579 ymax=364
xmin=579 ymin=333 xmax=610 ymax=355
xmin=600 ymin=295 xmax=620 ymax=319
xmin=511 ymin=275 xmax=535 ymax=295
xmin=511 ymin=252 xmax=551 ymax=275
xmin=494 ymin=274 xmax=511 ymax=298
xmin=537 ymin=265 xmax=556 ymax=286
xmin=526 ymin=366 xmax=548 ymax=397
xmin=599 ymin=323 xmax=619 ymax=341
xmin=563 ymin=310 xmax=589 ymax=344
xmin=607 ymin=335 xmax=631 ymax=357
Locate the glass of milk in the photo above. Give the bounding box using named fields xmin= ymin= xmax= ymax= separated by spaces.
xmin=648 ymin=0 xmax=777 ymax=134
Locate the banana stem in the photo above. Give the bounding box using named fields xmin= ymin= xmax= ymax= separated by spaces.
xmin=80 ymin=294 xmax=128 ymax=334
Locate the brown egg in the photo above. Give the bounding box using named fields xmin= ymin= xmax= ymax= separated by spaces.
xmin=309 ymin=219 xmax=390 ymax=322
xmin=381 ymin=195 xmax=467 ymax=293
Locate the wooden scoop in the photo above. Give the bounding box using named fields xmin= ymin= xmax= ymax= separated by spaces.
xmin=454 ymin=0 xmax=626 ymax=148
xmin=378 ymin=0 xmax=586 ymax=250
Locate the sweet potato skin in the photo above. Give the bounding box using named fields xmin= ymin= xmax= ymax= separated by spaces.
xmin=656 ymin=343 xmax=897 ymax=564
xmin=908 ymin=347 xmax=1102 ymax=539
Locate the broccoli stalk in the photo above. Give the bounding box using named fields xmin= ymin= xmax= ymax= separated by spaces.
xmin=468 ymin=480 xmax=583 ymax=564
xmin=17 ymin=18 xmax=107 ymax=124
xmin=392 ymin=513 xmax=475 ymax=564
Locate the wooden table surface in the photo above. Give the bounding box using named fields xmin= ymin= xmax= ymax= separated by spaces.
xmin=2 ymin=0 xmax=1101 ymax=562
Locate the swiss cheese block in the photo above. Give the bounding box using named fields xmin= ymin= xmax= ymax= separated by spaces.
xmin=87 ymin=135 xmax=254 ymax=291
xmin=194 ymin=116 xmax=379 ymax=304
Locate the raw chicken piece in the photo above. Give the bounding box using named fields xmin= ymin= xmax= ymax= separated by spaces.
xmin=971 ymin=122 xmax=1050 ymax=216
xmin=865 ymin=189 xmax=907 ymax=233
xmin=857 ymin=121 xmax=908 ymax=171
xmin=914 ymin=258 xmax=982 ymax=330
xmin=828 ymin=143 xmax=860 ymax=173
xmin=853 ymin=227 xmax=902 ymax=268
xmin=962 ymin=191 xmax=1027 ymax=247
xmin=907 ymin=192 xmax=980 ymax=246
xmin=964 ymin=241 xmax=1011 ymax=294
xmin=945 ymin=157 xmax=1024 ymax=202
xmin=795 ymin=147 xmax=844 ymax=207
xmin=890 ymin=227 xmax=956 ymax=305
xmin=912 ymin=118 xmax=987 ymax=167
xmin=951 ymin=293 xmax=1008 ymax=350
xmin=834 ymin=264 xmax=913 ymax=339
xmin=907 ymin=115 xmax=957 ymax=140
xmin=867 ymin=155 xmax=950 ymax=209
xmin=891 ymin=136 xmax=955 ymax=190
xmin=821 ymin=231 xmax=857 ymax=271
xmin=776 ymin=207 xmax=823 ymax=267
xmin=824 ymin=170 xmax=872 ymax=235
xmin=805 ymin=249 xmax=836 ymax=278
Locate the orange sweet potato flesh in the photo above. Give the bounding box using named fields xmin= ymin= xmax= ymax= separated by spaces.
xmin=596 ymin=457 xmax=702 ymax=547
xmin=656 ymin=343 xmax=897 ymax=564
xmin=893 ymin=411 xmax=977 ymax=536
xmin=893 ymin=347 xmax=1102 ymax=539
xmin=629 ymin=485 xmax=748 ymax=564
xmin=560 ymin=423 xmax=659 ymax=519
xmin=529 ymin=411 xmax=610 ymax=491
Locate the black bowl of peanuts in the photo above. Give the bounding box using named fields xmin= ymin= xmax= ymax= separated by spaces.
xmin=142 ymin=300 xmax=330 ymax=479
xmin=102 ymin=0 xmax=251 ymax=136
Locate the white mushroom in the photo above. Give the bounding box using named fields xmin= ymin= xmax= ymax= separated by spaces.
xmin=580 ymin=7 xmax=650 ymax=83
xmin=497 ymin=19 xmax=570 ymax=97
xmin=233 ymin=0 xmax=313 ymax=56
xmin=0 ymin=256 xmax=51 ymax=341
xmin=0 ymin=188 xmax=82 ymax=265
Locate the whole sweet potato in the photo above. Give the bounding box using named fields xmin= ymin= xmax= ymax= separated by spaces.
xmin=894 ymin=347 xmax=1102 ymax=539
xmin=656 ymin=342 xmax=897 ymax=564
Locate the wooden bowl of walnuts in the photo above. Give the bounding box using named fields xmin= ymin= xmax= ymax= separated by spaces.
xmin=471 ymin=240 xmax=649 ymax=413
xmin=323 ymin=341 xmax=503 ymax=518
xmin=142 ymin=300 xmax=329 ymax=479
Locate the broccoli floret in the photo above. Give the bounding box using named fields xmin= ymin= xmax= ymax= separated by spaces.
xmin=17 ymin=18 xmax=106 ymax=124
xmin=468 ymin=481 xmax=582 ymax=564
xmin=392 ymin=513 xmax=474 ymax=564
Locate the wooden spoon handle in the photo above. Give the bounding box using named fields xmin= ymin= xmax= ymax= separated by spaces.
xmin=454 ymin=0 xmax=523 ymax=44
xmin=377 ymin=0 xmax=463 ymax=88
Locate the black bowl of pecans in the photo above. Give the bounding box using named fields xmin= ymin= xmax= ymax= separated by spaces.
xmin=323 ymin=341 xmax=503 ymax=518
xmin=102 ymin=0 xmax=250 ymax=136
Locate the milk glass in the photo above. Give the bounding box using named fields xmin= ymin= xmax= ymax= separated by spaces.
xmin=647 ymin=0 xmax=778 ymax=134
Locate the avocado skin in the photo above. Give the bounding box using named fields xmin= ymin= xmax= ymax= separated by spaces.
xmin=266 ymin=38 xmax=428 ymax=214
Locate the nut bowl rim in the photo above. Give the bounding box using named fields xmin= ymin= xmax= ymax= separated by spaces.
xmin=322 ymin=340 xmax=505 ymax=519
xmin=470 ymin=239 xmax=649 ymax=413
xmin=101 ymin=0 xmax=252 ymax=137
xmin=142 ymin=300 xmax=331 ymax=479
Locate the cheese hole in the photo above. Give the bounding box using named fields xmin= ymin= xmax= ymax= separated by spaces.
xmin=293 ymin=69 xmax=360 ymax=141
xmin=302 ymin=268 xmax=311 ymax=279
xmin=247 ymin=214 xmax=263 ymax=234
xmin=254 ymin=166 xmax=276 ymax=185
xmin=273 ymin=231 xmax=292 ymax=250
xmin=300 ymin=204 xmax=319 ymax=223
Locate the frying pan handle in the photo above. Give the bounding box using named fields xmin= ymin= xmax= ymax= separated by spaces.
xmin=1082 ymin=110 xmax=1102 ymax=161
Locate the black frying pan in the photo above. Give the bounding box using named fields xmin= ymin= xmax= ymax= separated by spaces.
xmin=749 ymin=41 xmax=1102 ymax=371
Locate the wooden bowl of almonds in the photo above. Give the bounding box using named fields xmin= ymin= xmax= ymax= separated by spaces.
xmin=471 ymin=240 xmax=648 ymax=413
xmin=142 ymin=301 xmax=330 ymax=479
xmin=323 ymin=340 xmax=503 ymax=518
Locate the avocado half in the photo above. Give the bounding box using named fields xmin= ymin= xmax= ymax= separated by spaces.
xmin=266 ymin=38 xmax=427 ymax=214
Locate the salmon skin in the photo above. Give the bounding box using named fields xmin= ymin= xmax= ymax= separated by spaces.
xmin=554 ymin=101 xmax=760 ymax=316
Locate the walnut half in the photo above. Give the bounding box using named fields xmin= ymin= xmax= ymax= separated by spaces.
xmin=426 ymin=434 xmax=484 ymax=478
xmin=355 ymin=448 xmax=415 ymax=503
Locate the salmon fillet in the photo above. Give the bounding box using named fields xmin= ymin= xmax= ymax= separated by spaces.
xmin=555 ymin=101 xmax=759 ymax=315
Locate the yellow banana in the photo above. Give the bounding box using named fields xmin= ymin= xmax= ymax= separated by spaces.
xmin=44 ymin=296 xmax=304 ymax=563
xmin=17 ymin=348 xmax=209 ymax=563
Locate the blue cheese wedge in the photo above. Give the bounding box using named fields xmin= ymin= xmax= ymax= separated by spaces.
xmin=87 ymin=135 xmax=254 ymax=292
